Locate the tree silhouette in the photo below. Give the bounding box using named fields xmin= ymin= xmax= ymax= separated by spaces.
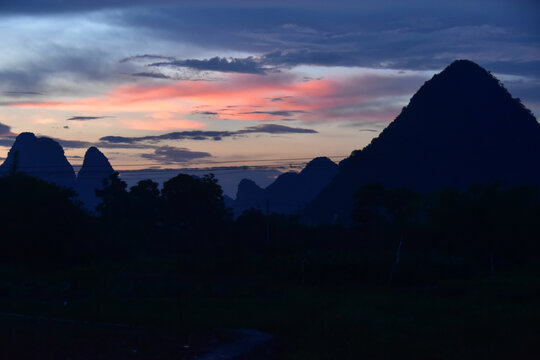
xmin=0 ymin=172 xmax=87 ymax=266
xmin=161 ymin=173 xmax=231 ymax=241
xmin=95 ymin=171 xmax=129 ymax=220
xmin=129 ymin=179 xmax=162 ymax=241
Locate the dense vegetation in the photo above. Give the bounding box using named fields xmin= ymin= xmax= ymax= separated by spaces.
xmin=0 ymin=172 xmax=539 ymax=359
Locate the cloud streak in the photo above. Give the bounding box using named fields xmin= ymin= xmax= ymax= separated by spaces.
xmin=3 ymin=91 xmax=42 ymax=97
xmin=67 ymin=116 xmax=114 ymax=121
xmin=0 ymin=122 xmax=15 ymax=137
xmin=119 ymin=54 xmax=176 ymax=63
xmin=99 ymin=123 xmax=317 ymax=144
xmin=131 ymin=72 xmax=171 ymax=79
xmin=141 ymin=146 xmax=212 ymax=163
xmin=238 ymin=110 xmax=307 ymax=117
xmin=150 ymin=56 xmax=269 ymax=74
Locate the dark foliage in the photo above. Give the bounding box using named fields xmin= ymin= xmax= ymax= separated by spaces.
xmin=161 ymin=173 xmax=231 ymax=237
xmin=352 ymin=182 xmax=540 ymax=282
xmin=0 ymin=173 xmax=89 ymax=267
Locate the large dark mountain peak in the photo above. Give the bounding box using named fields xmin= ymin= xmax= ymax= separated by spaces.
xmin=305 ymin=60 xmax=540 ymax=224
xmin=364 ymin=59 xmax=538 ymax=159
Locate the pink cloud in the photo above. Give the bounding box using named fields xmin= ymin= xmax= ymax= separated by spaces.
xmin=11 ymin=71 xmax=426 ymax=124
xmin=123 ymin=119 xmax=206 ymax=131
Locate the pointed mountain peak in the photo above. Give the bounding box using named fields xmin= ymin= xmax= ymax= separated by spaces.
xmin=444 ymin=59 xmax=488 ymax=73
xmin=82 ymin=146 xmax=112 ymax=167
xmin=305 ymin=60 xmax=540 ymax=224
xmin=363 ymin=59 xmax=538 ymax=156
xmin=76 ymin=146 xmax=115 ymax=211
xmin=406 ymin=59 xmax=519 ymax=110
xmin=77 ymin=146 xmax=114 ymax=180
xmin=85 ymin=146 xmax=104 ymax=157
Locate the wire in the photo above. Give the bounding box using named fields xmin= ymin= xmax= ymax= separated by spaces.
xmin=0 ymin=155 xmax=348 ymax=171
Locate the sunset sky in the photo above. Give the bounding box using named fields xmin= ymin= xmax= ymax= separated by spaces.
xmin=0 ymin=0 xmax=539 ymax=173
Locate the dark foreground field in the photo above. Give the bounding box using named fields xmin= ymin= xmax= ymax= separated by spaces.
xmin=1 ymin=176 xmax=539 ymax=358
xmin=1 ymin=259 xmax=539 ymax=359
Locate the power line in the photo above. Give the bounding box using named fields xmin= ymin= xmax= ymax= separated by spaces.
xmin=1 ymin=155 xmax=349 ymax=171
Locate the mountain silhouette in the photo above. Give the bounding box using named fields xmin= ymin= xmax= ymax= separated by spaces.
xmin=76 ymin=146 xmax=115 ymax=211
xmin=304 ymin=60 xmax=540 ymax=224
xmin=0 ymin=132 xmax=76 ymax=188
xmin=233 ymin=157 xmax=338 ymax=215
xmin=0 ymin=133 xmax=116 ymax=211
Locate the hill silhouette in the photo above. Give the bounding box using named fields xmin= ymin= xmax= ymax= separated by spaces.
xmin=76 ymin=146 xmax=115 ymax=211
xmin=304 ymin=60 xmax=540 ymax=223
xmin=232 ymin=157 xmax=338 ymax=216
xmin=0 ymin=132 xmax=76 ymax=188
xmin=0 ymin=133 xmax=116 ymax=211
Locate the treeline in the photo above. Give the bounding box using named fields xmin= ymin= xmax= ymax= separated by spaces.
xmin=1 ymin=172 xmax=539 ymax=285
xmin=351 ymin=183 xmax=540 ymax=283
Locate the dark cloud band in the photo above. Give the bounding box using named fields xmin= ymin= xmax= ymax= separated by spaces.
xmin=141 ymin=146 xmax=211 ymax=162
xmin=150 ymin=56 xmax=268 ymax=74
xmin=67 ymin=116 xmax=114 ymax=121
xmin=99 ymin=123 xmax=317 ymax=144
xmin=0 ymin=122 xmax=13 ymax=136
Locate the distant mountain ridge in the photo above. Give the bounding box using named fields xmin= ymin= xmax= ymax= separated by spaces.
xmin=232 ymin=157 xmax=338 ymax=216
xmin=304 ymin=60 xmax=540 ymax=224
xmin=0 ymin=133 xmax=115 ymax=211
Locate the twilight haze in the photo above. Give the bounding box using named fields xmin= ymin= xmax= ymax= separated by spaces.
xmin=0 ymin=0 xmax=539 ymax=172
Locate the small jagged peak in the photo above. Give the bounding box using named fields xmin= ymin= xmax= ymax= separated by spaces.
xmin=237 ymin=178 xmax=262 ymax=191
xmin=236 ymin=178 xmax=263 ymax=200
xmin=302 ymin=157 xmax=337 ymax=172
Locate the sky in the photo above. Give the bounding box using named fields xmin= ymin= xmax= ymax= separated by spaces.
xmin=0 ymin=0 xmax=539 ymax=176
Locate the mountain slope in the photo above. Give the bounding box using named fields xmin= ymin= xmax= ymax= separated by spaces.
xmin=304 ymin=60 xmax=540 ymax=224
